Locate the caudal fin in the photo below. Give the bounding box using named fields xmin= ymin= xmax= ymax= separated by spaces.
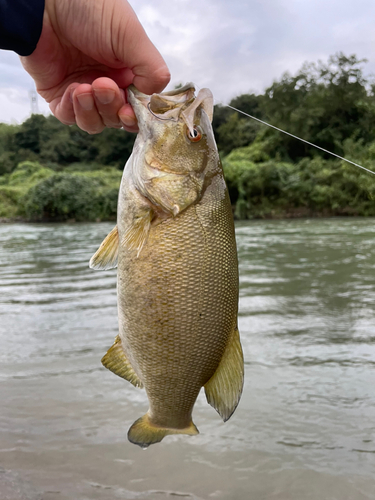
xmin=127 ymin=413 xmax=199 ymax=448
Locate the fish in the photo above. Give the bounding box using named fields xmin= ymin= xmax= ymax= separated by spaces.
xmin=89 ymin=83 xmax=244 ymax=448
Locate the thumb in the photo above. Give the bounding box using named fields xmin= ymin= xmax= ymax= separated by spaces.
xmin=112 ymin=4 xmax=170 ymax=95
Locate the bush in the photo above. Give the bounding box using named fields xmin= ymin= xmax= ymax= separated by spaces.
xmin=23 ymin=170 xmax=121 ymax=222
xmin=223 ymin=153 xmax=375 ymax=218
xmin=0 ymin=186 xmax=25 ymax=218
xmin=0 ymin=151 xmax=17 ymax=176
xmin=9 ymin=161 xmax=54 ymax=186
xmin=24 ymin=173 xmax=100 ymax=221
xmin=95 ymin=187 xmax=119 ymax=221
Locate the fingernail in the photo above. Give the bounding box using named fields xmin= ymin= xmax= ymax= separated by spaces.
xmin=77 ymin=93 xmax=94 ymax=111
xmin=94 ymin=89 xmax=115 ymax=105
xmin=120 ymin=114 xmax=137 ymax=127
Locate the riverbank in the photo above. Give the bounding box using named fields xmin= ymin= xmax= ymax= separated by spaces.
xmin=1 ymin=157 xmax=375 ymax=223
xmin=0 ymin=161 xmax=120 ymax=222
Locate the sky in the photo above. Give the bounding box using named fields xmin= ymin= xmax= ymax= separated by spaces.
xmin=1 ymin=0 xmax=375 ymax=124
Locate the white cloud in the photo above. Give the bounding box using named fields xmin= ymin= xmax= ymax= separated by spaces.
xmin=0 ymin=0 xmax=375 ymax=123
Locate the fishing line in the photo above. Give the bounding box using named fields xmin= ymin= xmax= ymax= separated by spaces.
xmin=225 ymin=104 xmax=375 ymax=176
xmin=147 ymin=102 xmax=177 ymax=122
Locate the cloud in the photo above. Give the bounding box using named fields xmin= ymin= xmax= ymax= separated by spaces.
xmin=0 ymin=0 xmax=375 ymax=123
xmin=135 ymin=0 xmax=375 ymax=102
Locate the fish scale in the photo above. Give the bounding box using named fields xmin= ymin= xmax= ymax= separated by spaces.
xmin=90 ymin=83 xmax=244 ymax=447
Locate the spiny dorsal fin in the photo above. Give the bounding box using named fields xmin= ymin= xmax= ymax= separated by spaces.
xmin=101 ymin=335 xmax=143 ymax=388
xmin=204 ymin=326 xmax=244 ymax=422
xmin=89 ymin=225 xmax=119 ymax=270
xmin=122 ymin=208 xmax=153 ymax=257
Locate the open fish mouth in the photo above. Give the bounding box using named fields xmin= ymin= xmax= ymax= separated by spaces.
xmin=128 ymin=83 xmax=196 ymax=119
xmin=127 ymin=83 xmax=214 ymax=136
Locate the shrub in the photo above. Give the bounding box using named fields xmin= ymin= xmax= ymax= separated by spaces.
xmin=223 ymin=153 xmax=375 ymax=218
xmin=9 ymin=161 xmax=54 ymax=186
xmin=24 ymin=173 xmax=101 ymax=221
xmin=0 ymin=186 xmax=25 ymax=218
xmin=95 ymin=187 xmax=119 ymax=221
xmin=0 ymin=151 xmax=17 ymax=176
xmin=23 ymin=170 xmax=121 ymax=222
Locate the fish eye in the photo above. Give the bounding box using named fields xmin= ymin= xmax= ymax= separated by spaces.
xmin=186 ymin=126 xmax=202 ymax=142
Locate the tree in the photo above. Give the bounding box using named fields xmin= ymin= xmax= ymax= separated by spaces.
xmin=94 ymin=128 xmax=135 ymax=168
xmin=260 ymin=53 xmax=375 ymax=161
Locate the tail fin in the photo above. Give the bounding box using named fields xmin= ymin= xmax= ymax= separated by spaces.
xmin=127 ymin=413 xmax=199 ymax=448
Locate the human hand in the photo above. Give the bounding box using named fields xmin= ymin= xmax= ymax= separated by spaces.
xmin=20 ymin=0 xmax=170 ymax=134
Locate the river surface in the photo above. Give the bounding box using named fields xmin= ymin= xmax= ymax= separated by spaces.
xmin=0 ymin=219 xmax=374 ymax=500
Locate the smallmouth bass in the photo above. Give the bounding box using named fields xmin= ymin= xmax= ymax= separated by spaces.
xmin=90 ymin=83 xmax=244 ymax=448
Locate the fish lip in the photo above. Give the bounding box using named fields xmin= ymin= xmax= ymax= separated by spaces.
xmin=158 ymin=82 xmax=195 ymax=97
xmin=127 ymin=85 xmax=147 ymax=102
xmin=127 ymin=86 xmax=147 ymax=110
xmin=127 ymin=83 xmax=195 ymax=102
xmin=127 ymin=86 xmax=152 ymax=129
xmin=127 ymin=82 xmax=195 ymax=111
xmin=127 ymin=83 xmax=197 ymax=125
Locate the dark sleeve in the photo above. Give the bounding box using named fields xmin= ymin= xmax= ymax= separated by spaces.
xmin=0 ymin=0 xmax=45 ymax=56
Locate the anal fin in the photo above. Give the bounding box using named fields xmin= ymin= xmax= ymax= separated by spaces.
xmin=89 ymin=225 xmax=119 ymax=270
xmin=204 ymin=326 xmax=244 ymax=422
xmin=101 ymin=335 xmax=143 ymax=388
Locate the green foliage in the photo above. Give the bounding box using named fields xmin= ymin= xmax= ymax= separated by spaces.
xmin=24 ymin=173 xmax=99 ymax=221
xmin=0 ymin=161 xmax=55 ymax=218
xmin=8 ymin=161 xmax=54 ymax=186
xmin=223 ymin=150 xmax=375 ymax=219
xmin=222 ymin=143 xmax=271 ymax=209
xmin=0 ymin=185 xmax=25 ymax=218
xmin=260 ymin=53 xmax=375 ymax=161
xmin=215 ymin=113 xmax=260 ymax=155
xmin=63 ymin=162 xmax=108 ymax=172
xmin=1 ymin=113 xmax=135 ymax=171
xmin=23 ymin=167 xmax=121 ymax=222
xmin=0 ymin=123 xmax=17 ymax=175
xmin=0 ymin=151 xmax=17 ymax=176
xmin=0 ymin=161 xmax=120 ymax=221
xmin=74 ymin=167 xmax=123 ymax=185
xmin=213 ymin=93 xmax=264 ymax=155
xmin=13 ymin=114 xmax=48 ymax=154
xmin=94 ymin=128 xmax=135 ymax=168
xmin=1 ymin=52 xmax=375 ymax=221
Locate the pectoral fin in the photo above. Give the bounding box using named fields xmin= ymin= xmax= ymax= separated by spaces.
xmin=89 ymin=225 xmax=119 ymax=270
xmin=204 ymin=326 xmax=244 ymax=421
xmin=101 ymin=335 xmax=143 ymax=388
xmin=122 ymin=207 xmax=153 ymax=257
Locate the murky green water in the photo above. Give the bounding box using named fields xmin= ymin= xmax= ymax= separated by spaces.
xmin=1 ymin=220 xmax=374 ymax=500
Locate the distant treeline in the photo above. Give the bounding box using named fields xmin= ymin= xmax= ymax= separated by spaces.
xmin=1 ymin=52 xmax=375 ymax=221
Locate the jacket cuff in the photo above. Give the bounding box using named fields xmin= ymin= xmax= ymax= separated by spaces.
xmin=0 ymin=0 xmax=46 ymax=56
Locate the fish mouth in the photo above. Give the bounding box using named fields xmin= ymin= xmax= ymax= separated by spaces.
xmin=128 ymin=83 xmax=214 ymax=137
xmin=127 ymin=83 xmax=196 ymax=124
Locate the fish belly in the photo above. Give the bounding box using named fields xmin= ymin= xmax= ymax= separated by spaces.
xmin=117 ymin=178 xmax=238 ymax=428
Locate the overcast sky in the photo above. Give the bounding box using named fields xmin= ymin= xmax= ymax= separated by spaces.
xmin=1 ymin=0 xmax=375 ymax=124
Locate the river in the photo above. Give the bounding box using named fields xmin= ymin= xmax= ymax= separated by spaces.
xmin=0 ymin=219 xmax=374 ymax=500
